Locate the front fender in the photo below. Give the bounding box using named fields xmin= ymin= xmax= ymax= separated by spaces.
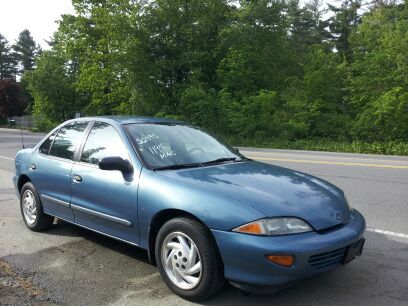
xmin=137 ymin=168 xmax=265 ymax=249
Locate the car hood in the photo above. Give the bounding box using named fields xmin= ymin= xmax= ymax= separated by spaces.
xmin=157 ymin=161 xmax=351 ymax=231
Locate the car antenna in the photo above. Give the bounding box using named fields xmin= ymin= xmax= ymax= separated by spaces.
xmin=20 ymin=128 xmax=25 ymax=149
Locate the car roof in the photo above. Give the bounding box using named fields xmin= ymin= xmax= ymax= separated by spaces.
xmin=81 ymin=116 xmax=184 ymax=125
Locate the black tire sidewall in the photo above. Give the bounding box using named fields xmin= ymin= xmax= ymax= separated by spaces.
xmin=155 ymin=217 xmax=224 ymax=301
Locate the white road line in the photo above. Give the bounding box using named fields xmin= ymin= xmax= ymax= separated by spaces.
xmin=0 ymin=155 xmax=14 ymax=161
xmin=367 ymin=228 xmax=408 ymax=239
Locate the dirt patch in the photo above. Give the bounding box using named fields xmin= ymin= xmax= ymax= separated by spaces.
xmin=0 ymin=258 xmax=55 ymax=305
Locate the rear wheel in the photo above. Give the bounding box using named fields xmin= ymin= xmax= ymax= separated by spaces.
xmin=20 ymin=182 xmax=54 ymax=231
xmin=155 ymin=217 xmax=225 ymax=301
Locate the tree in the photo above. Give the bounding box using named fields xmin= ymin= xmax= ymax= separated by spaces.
xmin=286 ymin=0 xmax=330 ymax=59
xmin=13 ymin=29 xmax=40 ymax=75
xmin=0 ymin=34 xmax=17 ymax=79
xmin=0 ymin=79 xmax=25 ymax=119
xmin=128 ymin=0 xmax=231 ymax=116
xmin=179 ymin=86 xmax=218 ymax=129
xmin=354 ymin=88 xmax=408 ymax=141
xmin=52 ymin=0 xmax=141 ymax=115
xmin=282 ymin=46 xmax=350 ymax=138
xmin=328 ymin=0 xmax=363 ymax=61
xmin=21 ymin=0 xmax=408 ymax=146
xmin=218 ymin=0 xmax=294 ymax=98
xmin=350 ymin=3 xmax=408 ymax=141
xmin=24 ymin=51 xmax=82 ymax=130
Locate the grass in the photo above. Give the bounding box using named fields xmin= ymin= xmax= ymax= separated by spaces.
xmin=229 ymin=138 xmax=408 ymax=156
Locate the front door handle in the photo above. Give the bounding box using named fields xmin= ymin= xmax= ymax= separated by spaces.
xmin=29 ymin=164 xmax=36 ymax=170
xmin=72 ymin=174 xmax=82 ymax=182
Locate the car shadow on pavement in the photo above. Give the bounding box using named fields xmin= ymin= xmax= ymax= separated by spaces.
xmin=41 ymin=218 xmax=150 ymax=264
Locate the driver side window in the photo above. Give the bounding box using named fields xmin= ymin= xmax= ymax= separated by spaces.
xmin=81 ymin=122 xmax=128 ymax=165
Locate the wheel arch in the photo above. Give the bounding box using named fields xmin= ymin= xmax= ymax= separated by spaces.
xmin=17 ymin=174 xmax=31 ymax=194
xmin=147 ymin=209 xmax=219 ymax=266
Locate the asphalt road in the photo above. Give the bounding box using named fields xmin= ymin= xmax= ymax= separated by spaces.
xmin=1 ymin=128 xmax=407 ymax=305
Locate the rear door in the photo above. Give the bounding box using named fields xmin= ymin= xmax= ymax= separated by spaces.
xmin=70 ymin=121 xmax=140 ymax=244
xmin=28 ymin=121 xmax=90 ymax=221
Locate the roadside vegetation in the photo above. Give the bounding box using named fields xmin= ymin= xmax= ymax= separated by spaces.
xmin=231 ymin=138 xmax=408 ymax=156
xmin=1 ymin=0 xmax=408 ymax=155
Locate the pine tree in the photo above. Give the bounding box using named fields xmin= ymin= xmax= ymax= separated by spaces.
xmin=13 ymin=29 xmax=40 ymax=75
xmin=328 ymin=0 xmax=362 ymax=61
xmin=287 ymin=0 xmax=330 ymax=57
xmin=0 ymin=34 xmax=17 ymax=79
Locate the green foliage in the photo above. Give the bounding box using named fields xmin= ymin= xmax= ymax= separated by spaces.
xmin=328 ymin=0 xmax=362 ymax=61
xmin=0 ymin=30 xmax=41 ymax=118
xmin=55 ymin=0 xmax=140 ymax=115
xmin=25 ymin=51 xmax=83 ymax=130
xmin=229 ymin=138 xmax=408 ymax=156
xmin=282 ymin=46 xmax=350 ymax=139
xmin=128 ymin=0 xmax=231 ymax=115
xmin=354 ymin=88 xmax=408 ymax=141
xmin=179 ymin=86 xmax=218 ymax=129
xmin=19 ymin=0 xmax=408 ymax=154
xmin=350 ymin=4 xmax=408 ymax=142
xmin=0 ymin=34 xmax=17 ymax=79
xmin=12 ymin=29 xmax=40 ymax=75
xmin=218 ymin=0 xmax=293 ymax=97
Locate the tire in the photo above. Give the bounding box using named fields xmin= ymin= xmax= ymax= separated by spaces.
xmin=155 ymin=217 xmax=225 ymax=301
xmin=20 ymin=182 xmax=54 ymax=231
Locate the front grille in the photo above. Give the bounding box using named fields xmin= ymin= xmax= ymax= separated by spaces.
xmin=308 ymin=246 xmax=348 ymax=269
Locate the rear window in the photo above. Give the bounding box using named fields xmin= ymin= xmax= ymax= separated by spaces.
xmin=39 ymin=131 xmax=57 ymax=155
xmin=49 ymin=121 xmax=89 ymax=160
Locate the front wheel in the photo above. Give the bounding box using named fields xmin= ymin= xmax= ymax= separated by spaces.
xmin=155 ymin=217 xmax=225 ymax=301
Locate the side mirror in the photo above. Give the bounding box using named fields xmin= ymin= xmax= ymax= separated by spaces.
xmin=233 ymin=147 xmax=240 ymax=153
xmin=99 ymin=156 xmax=133 ymax=174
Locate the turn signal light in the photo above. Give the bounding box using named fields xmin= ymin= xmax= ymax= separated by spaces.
xmin=234 ymin=222 xmax=264 ymax=235
xmin=266 ymin=255 xmax=295 ymax=267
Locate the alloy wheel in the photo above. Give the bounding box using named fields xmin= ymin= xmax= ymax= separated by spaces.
xmin=161 ymin=231 xmax=202 ymax=290
xmin=22 ymin=190 xmax=37 ymax=225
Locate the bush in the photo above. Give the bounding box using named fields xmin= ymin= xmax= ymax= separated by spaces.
xmin=228 ymin=138 xmax=408 ymax=156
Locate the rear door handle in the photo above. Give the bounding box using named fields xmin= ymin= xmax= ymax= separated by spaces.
xmin=29 ymin=164 xmax=36 ymax=170
xmin=72 ymin=174 xmax=82 ymax=182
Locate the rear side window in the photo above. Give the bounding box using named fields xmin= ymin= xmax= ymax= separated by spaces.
xmin=39 ymin=131 xmax=57 ymax=155
xmin=81 ymin=122 xmax=128 ymax=165
xmin=49 ymin=121 xmax=89 ymax=160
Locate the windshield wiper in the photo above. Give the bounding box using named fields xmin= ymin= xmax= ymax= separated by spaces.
xmin=201 ymin=157 xmax=237 ymax=166
xmin=153 ymin=163 xmax=202 ymax=171
xmin=154 ymin=157 xmax=239 ymax=171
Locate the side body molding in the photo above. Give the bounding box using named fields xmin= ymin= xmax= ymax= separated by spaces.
xmin=71 ymin=204 xmax=132 ymax=227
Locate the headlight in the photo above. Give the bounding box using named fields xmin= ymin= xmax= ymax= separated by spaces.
xmin=232 ymin=218 xmax=313 ymax=236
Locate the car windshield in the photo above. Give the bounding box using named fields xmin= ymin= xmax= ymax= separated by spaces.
xmin=124 ymin=123 xmax=243 ymax=169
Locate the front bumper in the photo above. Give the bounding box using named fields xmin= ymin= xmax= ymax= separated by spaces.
xmin=211 ymin=209 xmax=366 ymax=287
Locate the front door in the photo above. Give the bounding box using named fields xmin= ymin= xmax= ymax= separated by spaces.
xmin=70 ymin=121 xmax=140 ymax=244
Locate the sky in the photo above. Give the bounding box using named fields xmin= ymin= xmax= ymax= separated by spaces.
xmin=0 ymin=0 xmax=74 ymax=49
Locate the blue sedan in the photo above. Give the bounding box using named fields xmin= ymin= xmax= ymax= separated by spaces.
xmin=13 ymin=116 xmax=366 ymax=301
